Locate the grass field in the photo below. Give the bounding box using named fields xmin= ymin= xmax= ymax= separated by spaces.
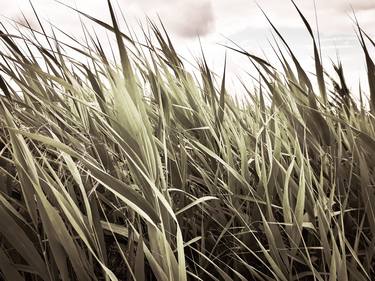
xmin=0 ymin=1 xmax=375 ymax=280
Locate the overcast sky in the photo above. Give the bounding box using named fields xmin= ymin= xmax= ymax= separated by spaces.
xmin=2 ymin=0 xmax=375 ymax=95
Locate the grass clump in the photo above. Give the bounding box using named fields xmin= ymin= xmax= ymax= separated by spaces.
xmin=0 ymin=1 xmax=375 ymax=280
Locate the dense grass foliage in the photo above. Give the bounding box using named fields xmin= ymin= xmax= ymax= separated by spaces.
xmin=0 ymin=1 xmax=375 ymax=280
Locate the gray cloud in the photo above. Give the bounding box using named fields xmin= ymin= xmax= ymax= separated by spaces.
xmin=165 ymin=0 xmax=215 ymax=37
xmin=122 ymin=0 xmax=215 ymax=38
xmin=350 ymin=2 xmax=375 ymax=11
xmin=330 ymin=0 xmax=375 ymax=12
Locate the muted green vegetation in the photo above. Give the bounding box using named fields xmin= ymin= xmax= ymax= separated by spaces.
xmin=0 ymin=1 xmax=375 ymax=280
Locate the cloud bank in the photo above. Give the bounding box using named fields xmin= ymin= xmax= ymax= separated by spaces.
xmin=124 ymin=0 xmax=215 ymax=38
xmin=163 ymin=0 xmax=215 ymax=37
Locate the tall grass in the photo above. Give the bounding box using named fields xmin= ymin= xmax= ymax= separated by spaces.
xmin=0 ymin=1 xmax=374 ymax=280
